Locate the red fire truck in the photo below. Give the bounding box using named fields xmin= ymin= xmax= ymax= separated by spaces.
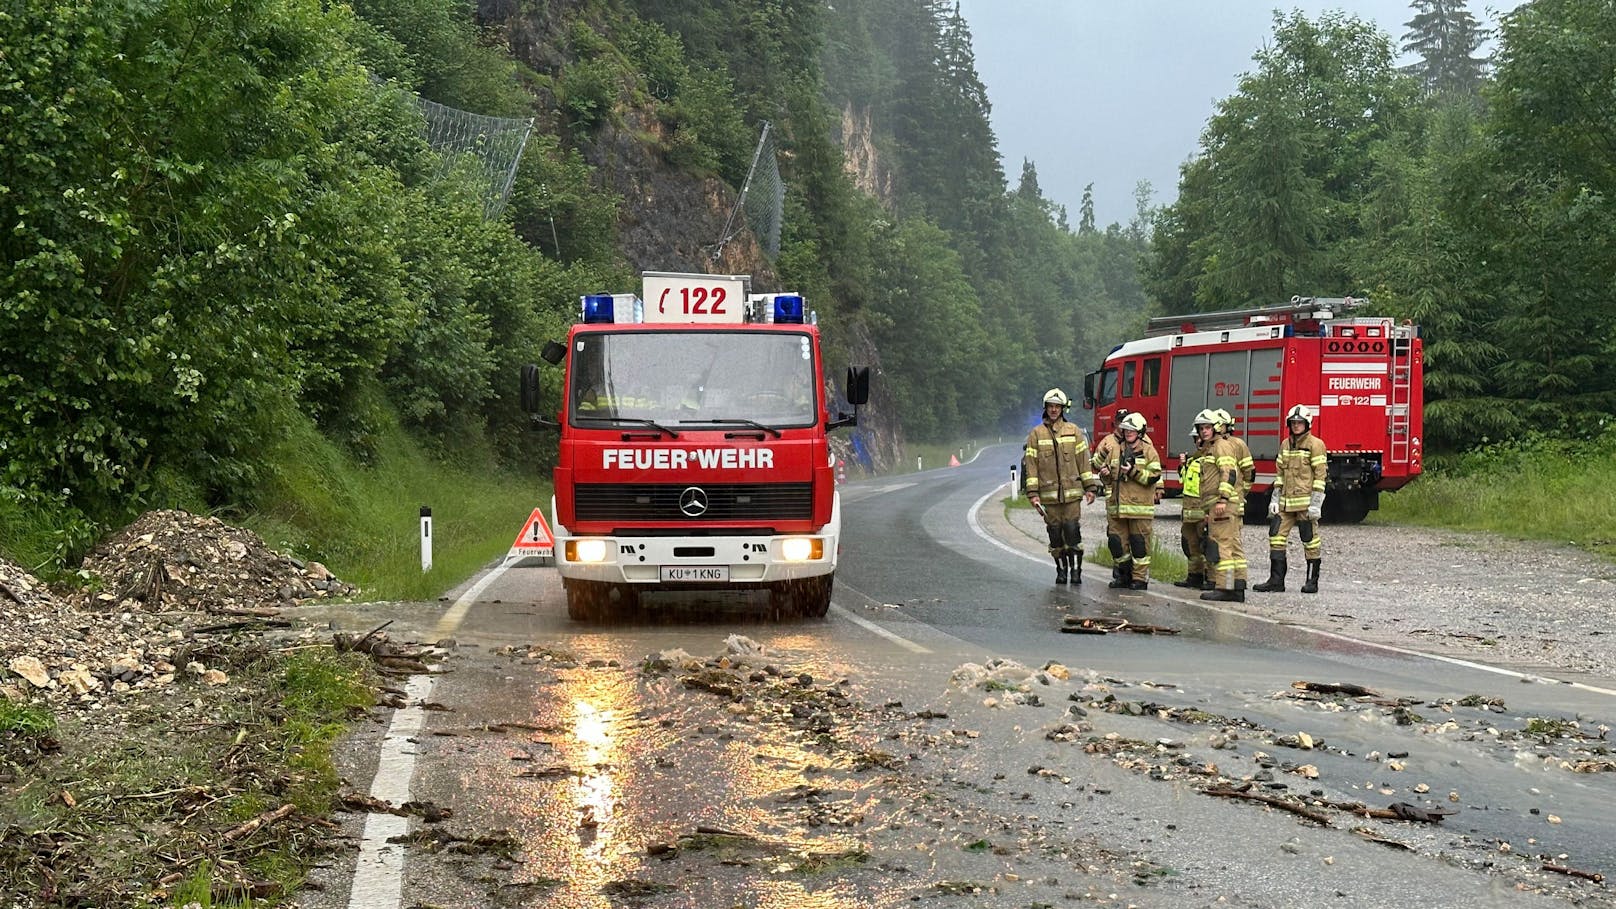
xmin=520 ymin=272 xmax=870 ymax=620
xmin=1081 ymin=297 xmax=1422 ymax=523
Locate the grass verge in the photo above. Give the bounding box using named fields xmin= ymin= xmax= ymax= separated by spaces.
xmin=0 ymin=648 xmax=377 ymax=906
xmin=1374 ymin=431 xmax=1616 ymax=562
xmin=886 ymin=437 xmax=998 ymax=476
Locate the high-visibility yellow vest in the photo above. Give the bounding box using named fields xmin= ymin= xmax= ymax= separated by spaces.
xmin=1182 ymin=456 xmax=1201 ymax=498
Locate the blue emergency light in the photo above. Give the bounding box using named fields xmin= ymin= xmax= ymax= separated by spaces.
xmin=773 ymin=294 xmax=805 ymax=324
xmin=581 ymin=294 xmax=615 ymax=323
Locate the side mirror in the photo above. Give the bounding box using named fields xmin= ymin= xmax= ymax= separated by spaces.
xmin=846 ymin=366 xmax=870 ymax=406
xmin=829 ymin=366 xmax=872 ymax=430
xmin=1082 ymin=372 xmax=1096 ymax=409
xmin=520 ymin=364 xmax=541 ymax=413
xmin=540 ymin=339 xmax=566 ymax=366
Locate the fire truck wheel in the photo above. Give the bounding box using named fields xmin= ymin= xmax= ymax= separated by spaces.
xmin=771 ymin=575 xmax=833 ymax=619
xmin=563 ymin=578 xmax=609 ymax=622
xmin=1242 ymin=490 xmax=1272 ymax=526
xmin=1324 ymin=492 xmax=1371 ymax=524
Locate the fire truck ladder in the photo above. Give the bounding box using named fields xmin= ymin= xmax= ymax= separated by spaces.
xmin=1145 ymin=296 xmax=1365 ymax=337
xmin=1388 ymin=324 xmax=1415 ymax=463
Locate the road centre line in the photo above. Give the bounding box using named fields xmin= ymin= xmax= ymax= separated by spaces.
xmin=964 ymin=485 xmax=1616 ymax=700
xmin=346 ymin=561 xmax=512 ymax=909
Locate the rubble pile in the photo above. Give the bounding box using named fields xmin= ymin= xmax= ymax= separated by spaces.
xmin=0 ymin=509 xmax=355 ymax=709
xmin=80 ymin=509 xmax=356 ymax=613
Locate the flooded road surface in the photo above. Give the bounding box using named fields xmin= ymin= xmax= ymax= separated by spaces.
xmin=301 ymin=446 xmax=1615 ymax=908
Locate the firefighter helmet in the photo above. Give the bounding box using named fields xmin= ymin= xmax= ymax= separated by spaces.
xmin=1193 ymin=408 xmax=1218 ymax=428
xmin=1285 ymin=404 xmax=1313 ymax=429
xmin=1213 ymin=408 xmax=1234 ymax=430
xmin=1043 ymin=388 xmax=1070 ymax=408
xmin=1120 ymin=412 xmax=1147 ymax=433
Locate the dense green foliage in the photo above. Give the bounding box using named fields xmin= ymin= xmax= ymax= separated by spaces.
xmin=7 ymin=0 xmax=1613 ymax=571
xmin=1148 ymin=4 xmax=1616 ymax=450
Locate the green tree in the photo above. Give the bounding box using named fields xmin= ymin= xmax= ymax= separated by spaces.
xmin=1401 ymin=0 xmax=1489 ymax=101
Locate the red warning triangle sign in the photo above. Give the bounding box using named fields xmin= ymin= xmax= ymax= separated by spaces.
xmin=507 ymin=507 xmax=554 ymax=561
xmin=948 ymin=453 xmax=961 ymax=467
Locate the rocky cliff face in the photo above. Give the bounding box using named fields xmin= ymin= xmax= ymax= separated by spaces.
xmin=835 ymin=103 xmax=893 ymax=205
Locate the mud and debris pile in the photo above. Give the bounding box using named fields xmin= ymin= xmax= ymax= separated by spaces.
xmin=80 ymin=509 xmax=355 ymax=612
xmin=0 ymin=509 xmax=355 ymax=709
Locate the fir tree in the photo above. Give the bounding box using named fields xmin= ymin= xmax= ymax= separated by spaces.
xmin=1402 ymin=0 xmax=1489 ymax=99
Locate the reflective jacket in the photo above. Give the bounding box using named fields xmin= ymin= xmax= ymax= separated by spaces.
xmin=1222 ymin=432 xmax=1256 ymax=514
xmin=1094 ymin=436 xmax=1161 ymax=519
xmin=1022 ymin=418 xmax=1098 ymax=504
xmin=1275 ymin=431 xmax=1328 ymax=512
xmin=1195 ymin=436 xmax=1244 ymax=516
xmin=1180 ymin=440 xmax=1207 ymax=522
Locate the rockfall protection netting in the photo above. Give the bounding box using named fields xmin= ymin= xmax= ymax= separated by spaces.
xmin=418 ymin=96 xmax=534 ymax=219
xmin=714 ymin=120 xmax=783 ymax=261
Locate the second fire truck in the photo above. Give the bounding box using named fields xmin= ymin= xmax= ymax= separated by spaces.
xmin=1082 ymin=297 xmax=1423 ymax=523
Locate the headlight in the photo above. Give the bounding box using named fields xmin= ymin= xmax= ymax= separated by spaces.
xmin=780 ymin=537 xmax=822 ymax=561
xmin=567 ymin=539 xmax=609 ymax=563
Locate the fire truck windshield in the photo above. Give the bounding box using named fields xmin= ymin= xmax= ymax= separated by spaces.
xmin=570 ymin=329 xmax=818 ymax=428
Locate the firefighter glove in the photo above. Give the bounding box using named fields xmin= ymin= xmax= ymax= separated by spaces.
xmin=1307 ymin=491 xmax=1325 ymax=522
xmin=1268 ymin=496 xmax=1281 ymax=518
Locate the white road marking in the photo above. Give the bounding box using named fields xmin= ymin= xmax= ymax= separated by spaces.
xmin=963 ymin=482 xmax=1616 ymax=700
xmin=347 ymin=562 xmax=512 ymax=909
xmin=831 ymin=603 xmax=931 ymax=653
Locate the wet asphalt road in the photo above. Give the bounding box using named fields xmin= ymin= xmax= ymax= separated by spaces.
xmin=302 ymin=443 xmax=1616 ymax=908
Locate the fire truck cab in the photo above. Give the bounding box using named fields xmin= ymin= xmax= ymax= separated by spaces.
xmin=520 ymin=272 xmax=869 ymax=620
xmin=1083 ymin=297 xmax=1422 ymax=523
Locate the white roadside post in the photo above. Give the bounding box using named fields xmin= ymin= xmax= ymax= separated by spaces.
xmin=420 ymin=506 xmax=433 ymax=572
xmin=1010 ymin=465 xmax=1019 ymax=501
xmin=916 ymin=457 xmax=922 ymax=471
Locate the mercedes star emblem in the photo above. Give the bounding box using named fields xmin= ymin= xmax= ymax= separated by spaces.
xmin=679 ymin=486 xmax=709 ymax=517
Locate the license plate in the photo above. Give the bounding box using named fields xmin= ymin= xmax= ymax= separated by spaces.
xmin=661 ymin=565 xmax=729 ymax=582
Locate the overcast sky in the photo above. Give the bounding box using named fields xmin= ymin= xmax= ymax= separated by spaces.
xmin=953 ymin=1 xmax=1499 ymax=227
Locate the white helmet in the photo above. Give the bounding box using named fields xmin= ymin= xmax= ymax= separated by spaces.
xmin=1043 ymin=388 xmax=1070 ymax=407
xmin=1213 ymin=408 xmax=1234 ymax=431
xmin=1120 ymin=412 xmax=1147 ymax=433
xmin=1193 ymin=408 xmax=1219 ymax=428
xmin=1285 ymin=404 xmax=1313 ymax=429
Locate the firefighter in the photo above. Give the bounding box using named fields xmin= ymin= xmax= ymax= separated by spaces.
xmin=1214 ymin=409 xmax=1256 ymax=495
xmin=1173 ymin=424 xmax=1211 ymax=590
xmin=1095 ymin=412 xmax=1160 ymax=590
xmin=1254 ymin=404 xmax=1328 ymax=594
xmin=1193 ymin=409 xmax=1248 ymax=602
xmin=1023 ymin=389 xmax=1100 ymax=584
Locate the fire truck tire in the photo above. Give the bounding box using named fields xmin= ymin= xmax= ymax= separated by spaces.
xmin=1242 ymin=490 xmax=1272 ymax=525
xmin=563 ymin=578 xmax=609 ymax=622
xmin=1324 ymin=491 xmax=1371 ymax=524
xmin=771 ymin=575 xmax=833 ymax=618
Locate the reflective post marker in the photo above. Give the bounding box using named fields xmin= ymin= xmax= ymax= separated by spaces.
xmin=916 ymin=457 xmax=922 ymax=471
xmin=420 ymin=505 xmax=433 ymax=572
xmin=1010 ymin=465 xmax=1019 ymax=501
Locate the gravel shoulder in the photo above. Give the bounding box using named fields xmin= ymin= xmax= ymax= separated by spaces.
xmin=997 ymin=497 xmax=1616 ymax=687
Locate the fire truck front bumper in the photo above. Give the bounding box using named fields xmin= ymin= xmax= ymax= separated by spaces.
xmin=554 ymin=531 xmax=839 ymax=585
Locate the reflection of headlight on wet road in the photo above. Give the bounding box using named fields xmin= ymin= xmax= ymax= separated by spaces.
xmin=780 ymin=537 xmax=822 ymax=561
xmin=567 ymin=539 xmax=609 ymax=562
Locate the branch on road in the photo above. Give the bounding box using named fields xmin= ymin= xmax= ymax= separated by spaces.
xmin=1203 ymin=786 xmax=1332 ymax=825
xmin=1291 ymin=680 xmax=1379 ymax=698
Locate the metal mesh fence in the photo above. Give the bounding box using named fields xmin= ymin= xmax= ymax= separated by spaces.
xmin=417 ymin=96 xmax=534 ymax=219
xmin=715 ymin=121 xmax=783 ymax=260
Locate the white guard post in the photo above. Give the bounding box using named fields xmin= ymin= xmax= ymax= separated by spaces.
xmin=420 ymin=505 xmax=433 ymax=572
xmin=1010 ymin=465 xmax=1019 ymax=501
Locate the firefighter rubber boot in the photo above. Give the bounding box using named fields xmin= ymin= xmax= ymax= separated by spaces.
xmin=1252 ymin=553 xmax=1287 ymax=593
xmin=1200 ymin=581 xmax=1242 ymax=603
xmin=1301 ymin=559 xmax=1321 ymax=594
xmin=1108 ymin=560 xmax=1131 ymax=589
xmin=1174 ymin=572 xmax=1205 ymax=590
xmin=1069 ymin=550 xmax=1083 ymax=583
xmin=1054 ymin=556 xmax=1067 ymax=585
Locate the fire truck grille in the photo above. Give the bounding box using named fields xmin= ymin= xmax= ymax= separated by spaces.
xmin=574 ymin=483 xmax=814 ymax=523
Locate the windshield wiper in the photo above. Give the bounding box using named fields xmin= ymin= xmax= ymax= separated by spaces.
xmin=679 ymin=418 xmax=783 ymax=439
xmin=575 ymin=416 xmax=679 ymax=438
